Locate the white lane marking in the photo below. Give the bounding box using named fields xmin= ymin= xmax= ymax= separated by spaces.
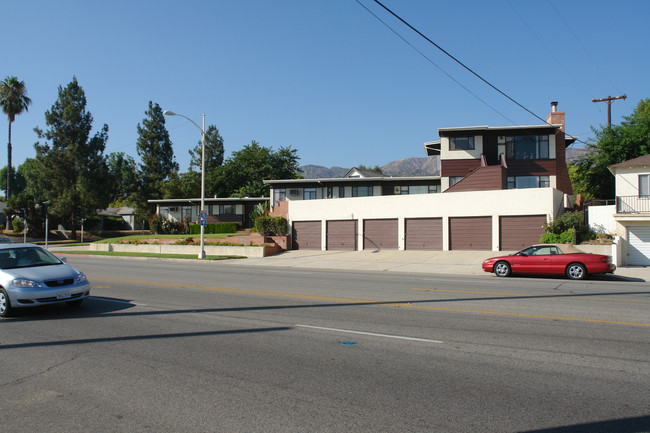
xmin=296 ymin=324 xmax=443 ymax=344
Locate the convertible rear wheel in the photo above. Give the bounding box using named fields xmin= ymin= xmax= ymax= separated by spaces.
xmin=566 ymin=262 xmax=587 ymax=280
xmin=0 ymin=288 xmax=13 ymax=317
xmin=494 ymin=261 xmax=511 ymax=277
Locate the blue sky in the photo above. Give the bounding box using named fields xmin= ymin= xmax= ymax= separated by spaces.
xmin=3 ymin=0 xmax=649 ymax=172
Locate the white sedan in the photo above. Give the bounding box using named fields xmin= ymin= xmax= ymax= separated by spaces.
xmin=0 ymin=244 xmax=90 ymax=317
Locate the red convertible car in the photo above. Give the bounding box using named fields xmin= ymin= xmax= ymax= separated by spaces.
xmin=482 ymin=244 xmax=616 ymax=280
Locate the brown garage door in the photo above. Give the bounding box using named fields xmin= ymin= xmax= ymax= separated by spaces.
xmin=292 ymin=221 xmax=321 ymax=250
xmin=326 ymin=220 xmax=357 ymax=251
xmin=364 ymin=219 xmax=398 ymax=250
xmin=449 ymin=216 xmax=492 ymax=250
xmin=499 ymin=215 xmax=547 ymax=251
xmin=405 ymin=218 xmax=442 ymax=250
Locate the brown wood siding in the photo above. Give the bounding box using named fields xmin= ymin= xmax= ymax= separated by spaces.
xmin=499 ymin=215 xmax=547 ymax=251
xmin=554 ymin=131 xmax=573 ymax=195
xmin=326 ymin=220 xmax=357 ymax=251
xmin=445 ymin=166 xmax=505 ymax=192
xmin=449 ymin=216 xmax=492 ymax=250
xmin=440 ymin=159 xmax=481 ymax=177
xmin=292 ymin=221 xmax=321 ymax=250
xmin=405 ymin=218 xmax=442 ymax=250
xmin=364 ymin=219 xmax=398 ymax=250
xmin=506 ymin=160 xmax=555 ymax=176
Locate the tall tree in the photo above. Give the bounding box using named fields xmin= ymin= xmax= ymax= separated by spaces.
xmin=107 ymin=152 xmax=140 ymax=206
xmin=189 ymin=124 xmax=224 ymax=197
xmin=34 ymin=77 xmax=110 ymax=239
xmin=136 ymin=101 xmax=178 ymax=210
xmin=213 ymin=141 xmax=301 ymax=198
xmin=0 ymin=76 xmax=32 ymax=230
xmin=571 ymin=98 xmax=650 ymax=199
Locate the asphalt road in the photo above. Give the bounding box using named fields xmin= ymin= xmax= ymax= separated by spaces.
xmin=1 ymin=256 xmax=649 ymax=432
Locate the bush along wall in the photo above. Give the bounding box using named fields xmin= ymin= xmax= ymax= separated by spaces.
xmin=252 ymin=216 xmax=288 ymax=236
xmin=189 ymin=222 xmax=239 ymax=235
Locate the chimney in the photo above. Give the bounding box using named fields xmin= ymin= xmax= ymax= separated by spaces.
xmin=546 ymin=101 xmax=565 ymax=131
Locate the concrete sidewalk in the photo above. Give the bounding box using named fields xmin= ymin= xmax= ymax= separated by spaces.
xmin=224 ymin=249 xmax=650 ymax=281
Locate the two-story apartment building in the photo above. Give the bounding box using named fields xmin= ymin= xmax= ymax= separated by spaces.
xmin=266 ymin=103 xmax=573 ymax=252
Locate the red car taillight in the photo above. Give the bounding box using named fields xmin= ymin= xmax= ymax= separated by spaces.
xmin=601 ymin=256 xmax=612 ymax=263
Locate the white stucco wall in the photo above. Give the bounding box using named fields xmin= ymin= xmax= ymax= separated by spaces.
xmin=588 ymin=205 xmax=616 ymax=235
xmin=288 ymin=188 xmax=564 ymax=251
xmin=614 ymin=168 xmax=650 ymax=196
xmin=440 ymin=135 xmax=483 ymax=160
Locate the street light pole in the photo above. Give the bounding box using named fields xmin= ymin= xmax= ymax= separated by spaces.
xmin=162 ymin=110 xmax=207 ymax=259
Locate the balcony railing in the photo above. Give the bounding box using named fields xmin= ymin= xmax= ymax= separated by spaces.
xmin=616 ymin=195 xmax=650 ymax=213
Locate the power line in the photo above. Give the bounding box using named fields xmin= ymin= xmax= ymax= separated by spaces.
xmin=359 ymin=0 xmax=590 ymax=146
xmin=353 ymin=0 xmax=517 ymax=125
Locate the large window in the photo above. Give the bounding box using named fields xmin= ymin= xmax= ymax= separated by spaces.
xmin=507 ymin=175 xmax=550 ymax=189
xmin=303 ymin=188 xmax=317 ymax=200
xmin=640 ymin=175 xmax=650 ymax=197
xmin=352 ymin=186 xmax=373 ymax=197
xmin=181 ymin=206 xmax=193 ymax=220
xmin=273 ymin=188 xmax=286 ymax=203
xmin=450 ymin=136 xmax=474 ymax=150
xmin=505 ymin=136 xmax=549 ymax=160
xmin=339 ymin=186 xmax=345 ymax=198
xmin=219 ymin=204 xmax=236 ymax=214
xmin=397 ymin=185 xmax=435 ymax=195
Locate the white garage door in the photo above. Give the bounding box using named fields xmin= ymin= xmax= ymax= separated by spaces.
xmin=628 ymin=226 xmax=650 ymax=266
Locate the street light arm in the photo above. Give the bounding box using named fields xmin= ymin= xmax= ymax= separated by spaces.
xmin=163 ymin=110 xmax=204 ymax=135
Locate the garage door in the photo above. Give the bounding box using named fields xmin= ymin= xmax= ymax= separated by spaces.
xmin=628 ymin=226 xmax=650 ymax=266
xmin=405 ymin=218 xmax=442 ymax=250
xmin=326 ymin=220 xmax=357 ymax=251
xmin=292 ymin=221 xmax=321 ymax=250
xmin=449 ymin=216 xmax=492 ymax=250
xmin=364 ymin=219 xmax=398 ymax=250
xmin=499 ymin=215 xmax=547 ymax=251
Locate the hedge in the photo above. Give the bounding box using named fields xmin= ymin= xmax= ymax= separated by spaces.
xmin=189 ymin=222 xmax=239 ymax=235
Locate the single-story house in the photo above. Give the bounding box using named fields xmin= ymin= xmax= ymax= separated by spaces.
xmin=148 ymin=197 xmax=269 ymax=228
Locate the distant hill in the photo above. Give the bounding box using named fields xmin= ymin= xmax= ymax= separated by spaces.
xmin=300 ymin=150 xmax=588 ymax=179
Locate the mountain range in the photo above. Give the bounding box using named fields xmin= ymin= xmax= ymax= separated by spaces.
xmin=299 ymin=148 xmax=589 ymax=179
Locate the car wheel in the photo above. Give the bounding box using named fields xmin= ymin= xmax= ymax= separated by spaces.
xmin=566 ymin=263 xmax=587 ymax=280
xmin=0 ymin=288 xmax=13 ymax=317
xmin=494 ymin=261 xmax=511 ymax=277
xmin=67 ymin=299 xmax=84 ymax=307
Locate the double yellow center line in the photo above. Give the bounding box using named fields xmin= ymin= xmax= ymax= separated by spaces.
xmin=92 ymin=277 xmax=650 ymax=327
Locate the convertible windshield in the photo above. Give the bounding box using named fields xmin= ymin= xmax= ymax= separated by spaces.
xmin=0 ymin=247 xmax=62 ymax=269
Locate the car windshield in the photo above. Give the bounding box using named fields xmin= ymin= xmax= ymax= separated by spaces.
xmin=518 ymin=245 xmax=563 ymax=256
xmin=0 ymin=247 xmax=62 ymax=270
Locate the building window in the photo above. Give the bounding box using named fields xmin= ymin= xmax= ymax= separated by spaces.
xmin=400 ymin=185 xmax=409 ymax=195
xmin=352 ymin=186 xmax=373 ymax=197
xmin=640 ymin=175 xmax=650 ymax=197
xmin=181 ymin=206 xmax=193 ymax=220
xmin=450 ymin=136 xmax=474 ymax=150
xmin=505 ymin=136 xmax=549 ymax=160
xmin=339 ymin=186 xmax=345 ymax=198
xmin=303 ymin=188 xmax=317 ymax=200
xmin=506 ymin=175 xmax=550 ymax=189
xmin=273 ymin=188 xmax=286 ymax=203
xmin=449 ymin=176 xmax=463 ymax=186
xmin=326 ymin=186 xmax=333 ymax=198
xmin=219 ymin=204 xmax=236 ymax=214
xmin=428 ymin=185 xmax=439 ymax=193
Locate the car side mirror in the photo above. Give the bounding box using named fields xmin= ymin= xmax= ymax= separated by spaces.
xmin=60 ymin=257 xmax=67 ymax=263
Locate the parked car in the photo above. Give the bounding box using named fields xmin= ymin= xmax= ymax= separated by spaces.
xmin=0 ymin=244 xmax=90 ymax=317
xmin=482 ymin=244 xmax=616 ymax=280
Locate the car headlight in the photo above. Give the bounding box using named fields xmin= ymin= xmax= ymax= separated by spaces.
xmin=13 ymin=279 xmax=43 ymax=288
xmin=74 ymin=270 xmax=87 ymax=283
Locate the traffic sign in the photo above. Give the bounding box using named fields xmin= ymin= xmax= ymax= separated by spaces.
xmin=200 ymin=210 xmax=208 ymax=220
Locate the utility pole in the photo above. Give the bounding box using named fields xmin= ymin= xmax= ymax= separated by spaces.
xmin=592 ymin=94 xmax=627 ymax=126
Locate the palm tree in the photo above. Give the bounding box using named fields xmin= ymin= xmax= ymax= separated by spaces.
xmin=0 ymin=76 xmax=32 ymax=206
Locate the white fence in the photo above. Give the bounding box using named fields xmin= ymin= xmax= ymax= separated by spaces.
xmin=588 ymin=205 xmax=616 ymax=235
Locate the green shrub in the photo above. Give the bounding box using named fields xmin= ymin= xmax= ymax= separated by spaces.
xmin=12 ymin=217 xmax=24 ymax=234
xmin=540 ymin=228 xmax=574 ymax=244
xmin=189 ymin=222 xmax=239 ymax=235
xmin=253 ymin=216 xmax=288 ymax=236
